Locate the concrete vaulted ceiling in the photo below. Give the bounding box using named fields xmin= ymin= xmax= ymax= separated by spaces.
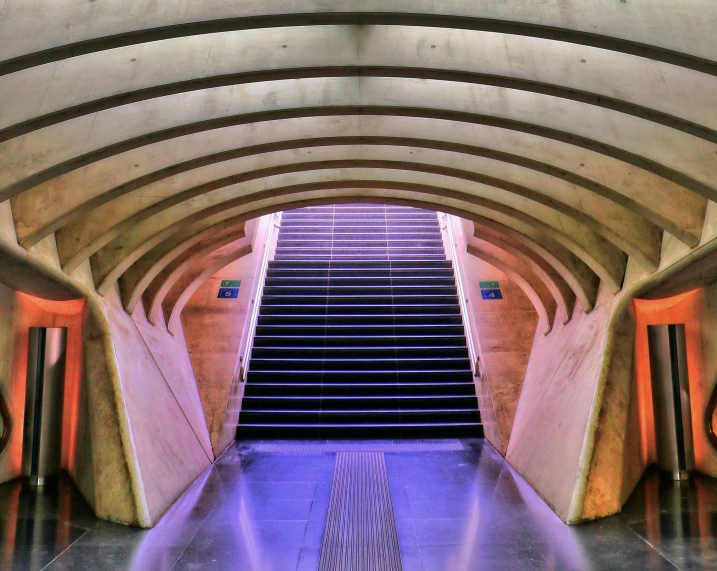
xmin=1 ymin=1 xmax=716 ymax=325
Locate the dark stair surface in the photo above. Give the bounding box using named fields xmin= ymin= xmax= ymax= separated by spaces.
xmin=236 ymin=204 xmax=482 ymax=438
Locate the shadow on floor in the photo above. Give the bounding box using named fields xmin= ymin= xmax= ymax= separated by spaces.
xmin=0 ymin=440 xmax=714 ymax=570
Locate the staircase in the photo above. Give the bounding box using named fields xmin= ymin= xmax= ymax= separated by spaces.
xmin=236 ymin=204 xmax=482 ymax=438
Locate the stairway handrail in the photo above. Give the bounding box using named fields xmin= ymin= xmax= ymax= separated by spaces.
xmin=0 ymin=387 xmax=11 ymax=457
xmin=439 ymin=213 xmax=480 ymax=377
xmin=237 ymin=211 xmax=281 ymax=382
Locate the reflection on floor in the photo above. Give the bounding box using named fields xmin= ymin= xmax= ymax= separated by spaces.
xmin=0 ymin=439 xmax=715 ymax=570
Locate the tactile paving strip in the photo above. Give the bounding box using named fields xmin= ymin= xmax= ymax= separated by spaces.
xmin=319 ymin=452 xmax=402 ymax=571
xmin=251 ymin=440 xmax=465 ymax=453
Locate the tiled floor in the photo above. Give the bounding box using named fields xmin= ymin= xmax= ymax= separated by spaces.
xmin=0 ymin=439 xmax=716 ymax=570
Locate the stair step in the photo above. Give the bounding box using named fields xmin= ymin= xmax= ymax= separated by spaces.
xmin=251 ymin=347 xmax=469 ymax=359
xmin=239 ymin=409 xmax=481 ymax=424
xmin=246 ymin=370 xmax=474 ymax=383
xmin=241 ymin=395 xmax=478 ymax=411
xmin=252 ymin=335 xmax=468 ymax=347
xmin=236 ymin=423 xmax=484 ymax=439
xmin=244 ymin=382 xmax=478 ymax=397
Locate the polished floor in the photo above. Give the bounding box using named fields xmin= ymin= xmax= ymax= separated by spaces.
xmin=0 ymin=439 xmax=716 ymax=570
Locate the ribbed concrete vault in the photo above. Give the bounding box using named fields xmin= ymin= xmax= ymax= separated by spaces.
xmin=2 ymin=0 xmax=715 ymax=328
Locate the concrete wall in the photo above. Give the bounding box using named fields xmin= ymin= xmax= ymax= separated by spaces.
xmin=182 ymin=215 xmax=274 ymax=457
xmin=449 ymin=215 xmax=538 ymax=454
xmin=97 ymin=288 xmax=212 ymax=524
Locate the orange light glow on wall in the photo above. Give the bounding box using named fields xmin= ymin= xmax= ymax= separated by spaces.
xmin=633 ymin=289 xmax=717 ymax=477
xmin=4 ymin=293 xmax=86 ymax=482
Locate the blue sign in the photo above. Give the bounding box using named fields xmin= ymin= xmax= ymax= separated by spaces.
xmin=218 ymin=287 xmax=240 ymax=299
xmin=480 ymin=288 xmax=503 ymax=300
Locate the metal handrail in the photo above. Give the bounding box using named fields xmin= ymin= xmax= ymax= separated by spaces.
xmin=439 ymin=213 xmax=481 ymax=377
xmin=237 ymin=212 xmax=281 ymax=382
xmin=0 ymin=388 xmax=11 ymax=457
xmin=705 ymin=379 xmax=717 ymax=451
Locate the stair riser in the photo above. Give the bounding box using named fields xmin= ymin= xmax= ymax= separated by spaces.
xmin=242 ymin=396 xmax=478 ymax=411
xmin=236 ymin=424 xmax=484 ymax=439
xmin=252 ymin=336 xmax=468 ymax=348
xmin=251 ymin=348 xmax=469 ymax=359
xmin=249 ymin=359 xmax=472 ymax=372
xmin=239 ymin=410 xmax=480 ymax=424
xmin=246 ymin=371 xmax=475 ymax=383
xmin=258 ymin=310 xmax=461 ymax=320
xmin=244 ymin=383 xmax=477 ymax=397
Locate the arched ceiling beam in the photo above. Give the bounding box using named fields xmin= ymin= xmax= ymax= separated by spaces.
xmin=2 ymin=8 xmax=716 ymax=75
xmin=23 ymin=134 xmax=692 ymax=252
xmin=88 ymin=177 xmax=626 ymax=295
xmin=91 ymin=187 xmax=604 ymax=309
xmin=118 ymin=217 xmax=249 ymax=315
xmin=16 ymin=117 xmax=704 ymax=250
xmin=473 ymin=216 xmax=598 ymax=313
xmin=49 ymin=159 xmax=657 ymax=274
xmin=2 ymin=66 xmax=714 ymax=145
xmin=132 ymin=226 xmax=250 ymax=317
xmin=164 ymin=239 xmax=254 ymax=334
xmin=2 ymin=92 xmax=715 ymax=203
xmin=469 ymin=222 xmax=574 ymax=324
xmin=466 ymin=241 xmax=555 ymax=335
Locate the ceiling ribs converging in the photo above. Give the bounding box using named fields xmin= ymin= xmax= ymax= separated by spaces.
xmin=1 ymin=2 xmax=715 ymax=324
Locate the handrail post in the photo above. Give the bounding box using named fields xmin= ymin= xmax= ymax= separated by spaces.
xmin=439 ymin=212 xmax=481 ymax=378
xmin=236 ymin=211 xmax=281 ymax=382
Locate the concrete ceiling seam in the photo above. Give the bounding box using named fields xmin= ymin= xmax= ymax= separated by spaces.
xmin=472 ymin=216 xmax=598 ymax=313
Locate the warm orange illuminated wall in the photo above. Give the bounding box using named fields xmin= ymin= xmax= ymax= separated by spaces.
xmin=0 ymin=286 xmax=85 ymax=485
xmin=634 ymin=287 xmax=717 ymax=477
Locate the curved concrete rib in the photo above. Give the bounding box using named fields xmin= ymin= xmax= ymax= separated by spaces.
xmin=471 ymin=223 xmax=575 ymax=324
xmin=3 ymin=100 xmax=714 ymax=204
xmin=473 ymin=216 xmax=598 ymax=313
xmin=51 ymin=159 xmax=657 ymax=274
xmin=134 ymin=227 xmax=249 ymax=317
xmin=32 ymin=135 xmax=694 ymax=255
xmin=2 ymin=66 xmax=714 ymax=145
xmin=2 ymin=8 xmax=716 ymax=75
xmin=94 ymin=189 xmax=601 ymax=314
xmin=163 ymin=239 xmax=253 ymax=334
xmin=466 ymin=241 xmax=555 ymax=335
xmin=89 ymin=180 xmax=625 ymax=297
xmin=118 ymin=217 xmax=248 ymax=312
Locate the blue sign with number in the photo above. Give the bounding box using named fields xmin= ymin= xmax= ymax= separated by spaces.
xmin=480 ymin=288 xmax=503 ymax=300
xmin=218 ymin=287 xmax=240 ymax=299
